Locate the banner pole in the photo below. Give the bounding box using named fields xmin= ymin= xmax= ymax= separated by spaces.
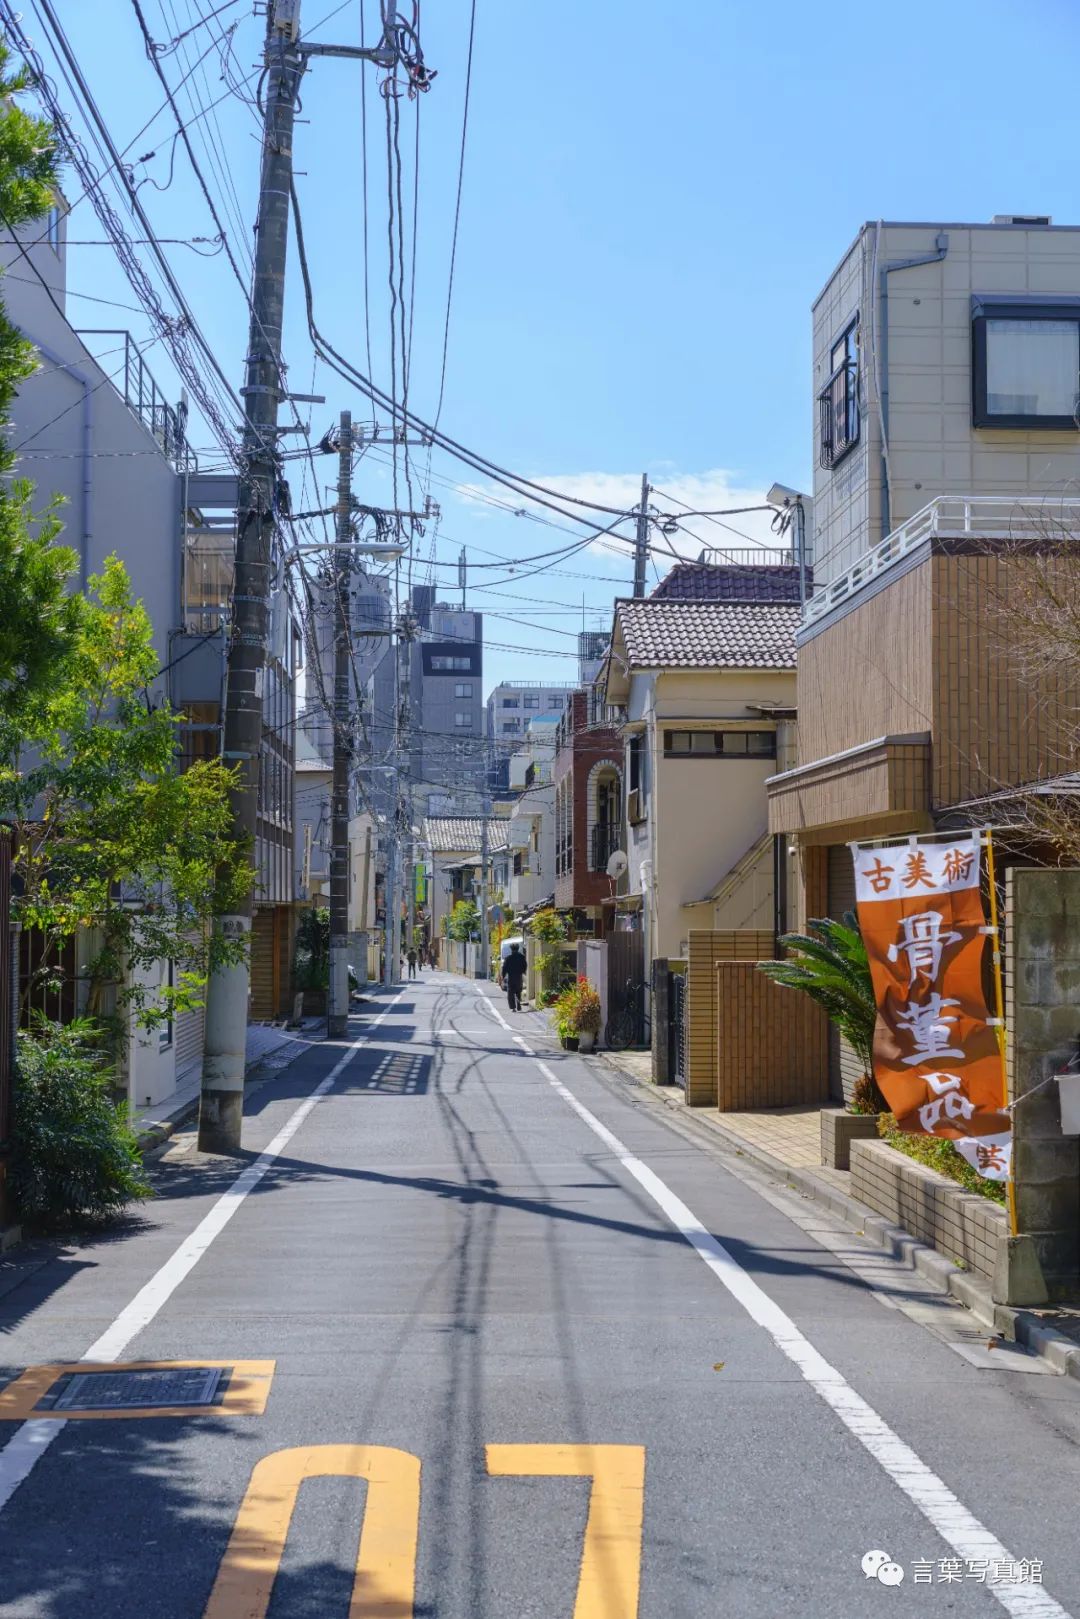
xmin=984 ymin=829 xmax=1018 ymax=1236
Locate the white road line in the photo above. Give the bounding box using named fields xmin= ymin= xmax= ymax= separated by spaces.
xmin=477 ymin=993 xmax=511 ymax=1031
xmin=0 ymin=991 xmax=406 ymax=1515
xmin=535 ymin=1056 xmax=1069 ymax=1619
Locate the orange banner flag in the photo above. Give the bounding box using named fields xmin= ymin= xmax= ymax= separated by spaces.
xmin=852 ymin=833 xmax=1011 ymax=1182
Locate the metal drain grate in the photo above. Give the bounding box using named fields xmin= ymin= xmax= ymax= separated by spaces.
xmin=48 ymin=1366 xmax=226 ymax=1411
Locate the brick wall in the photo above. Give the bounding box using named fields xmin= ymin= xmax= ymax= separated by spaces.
xmin=685 ymin=930 xmax=826 ymax=1108
xmin=715 ymin=964 xmax=828 ymax=1110
xmin=851 ymin=1139 xmax=1007 ymax=1281
xmin=553 ymin=692 xmax=622 ymax=911
xmin=1005 ymin=866 xmax=1080 ymax=1289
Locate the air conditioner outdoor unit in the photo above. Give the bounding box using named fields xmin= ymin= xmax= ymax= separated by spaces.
xmin=627 ymin=788 xmax=644 ymax=825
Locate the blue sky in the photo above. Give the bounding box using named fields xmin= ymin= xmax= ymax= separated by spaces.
xmin=24 ymin=0 xmax=1080 ymax=688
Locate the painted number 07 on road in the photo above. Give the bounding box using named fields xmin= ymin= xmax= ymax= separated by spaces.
xmin=203 ymin=1442 xmax=646 ymax=1619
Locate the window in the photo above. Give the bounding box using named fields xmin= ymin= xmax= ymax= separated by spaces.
xmin=972 ymin=298 xmax=1080 ymax=428
xmin=502 ymin=719 xmax=520 ymax=734
xmin=430 ymin=655 xmax=473 ymax=672
xmin=454 ymin=682 xmax=472 ymax=698
xmin=818 ymin=317 xmax=860 ymax=469
xmin=46 ymin=206 xmax=60 ymax=252
xmin=454 ymin=712 xmax=472 ymax=728
xmin=628 ymin=734 xmax=642 ymax=792
xmin=501 ymin=696 xmax=519 ymax=709
xmin=523 ymin=694 xmax=539 ymax=709
xmin=549 ymin=695 xmax=564 ymax=708
xmin=664 ymin=730 xmax=776 ymax=758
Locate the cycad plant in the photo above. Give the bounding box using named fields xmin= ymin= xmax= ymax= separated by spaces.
xmin=758 ymin=914 xmax=886 ymax=1111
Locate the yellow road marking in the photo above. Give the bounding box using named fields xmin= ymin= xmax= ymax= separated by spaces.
xmin=203 ymin=1444 xmax=421 ymax=1619
xmin=486 ymin=1444 xmax=645 ymax=1619
xmin=0 ymin=1360 xmax=275 ymax=1422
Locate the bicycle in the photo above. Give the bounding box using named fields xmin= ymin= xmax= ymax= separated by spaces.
xmin=606 ymin=978 xmax=646 ymax=1050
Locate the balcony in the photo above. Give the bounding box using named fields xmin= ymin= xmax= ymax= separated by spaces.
xmin=802 ymin=494 xmax=1080 ymax=632
xmin=589 ymin=822 xmax=620 ymax=872
xmin=77 ymin=329 xmax=193 ymax=470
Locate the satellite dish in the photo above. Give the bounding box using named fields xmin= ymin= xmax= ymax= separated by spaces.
xmin=606 ymin=849 xmax=628 ymax=880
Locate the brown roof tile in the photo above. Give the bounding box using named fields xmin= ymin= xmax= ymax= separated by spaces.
xmin=616 ymin=598 xmax=798 ymax=670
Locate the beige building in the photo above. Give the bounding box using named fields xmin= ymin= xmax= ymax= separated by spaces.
xmin=603 ymin=573 xmax=799 ymax=966
xmin=770 ymin=213 xmax=1080 ymax=1103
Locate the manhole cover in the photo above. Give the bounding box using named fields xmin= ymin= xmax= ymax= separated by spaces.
xmin=48 ymin=1366 xmax=226 ymax=1411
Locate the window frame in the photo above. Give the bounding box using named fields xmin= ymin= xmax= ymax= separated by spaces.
xmin=971 ymin=296 xmax=1080 ymax=430
xmin=454 ymin=682 xmax=472 ymax=698
xmin=663 ymin=729 xmax=777 ymax=759
xmin=453 ymin=712 xmax=473 ymax=729
xmin=818 ymin=314 xmax=860 ymax=470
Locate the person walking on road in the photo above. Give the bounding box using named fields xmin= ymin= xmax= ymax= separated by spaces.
xmin=501 ymin=942 xmax=526 ymax=1012
xmin=407 ymin=947 xmax=417 ymax=979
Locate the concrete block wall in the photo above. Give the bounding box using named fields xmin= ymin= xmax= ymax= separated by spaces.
xmin=1006 ymin=867 xmax=1080 ymax=1289
xmin=851 ymin=1139 xmax=1007 ymax=1281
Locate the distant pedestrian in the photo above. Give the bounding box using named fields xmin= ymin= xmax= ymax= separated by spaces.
xmin=407 ymin=947 xmax=417 ymax=979
xmin=501 ymin=942 xmax=526 ymax=1012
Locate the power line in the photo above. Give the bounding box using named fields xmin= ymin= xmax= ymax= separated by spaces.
xmin=432 ymin=0 xmax=475 ymax=431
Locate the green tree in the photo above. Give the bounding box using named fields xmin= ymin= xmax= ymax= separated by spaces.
xmin=447 ymin=898 xmax=479 ymax=942
xmin=2 ymin=558 xmax=251 ymax=1049
xmin=0 ymin=37 xmax=83 ymax=751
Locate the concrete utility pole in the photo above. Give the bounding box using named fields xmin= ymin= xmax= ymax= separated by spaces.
xmin=200 ymin=1 xmax=430 ymax=1149
xmin=327 ymin=409 xmax=353 ymax=1037
xmin=200 ymin=4 xmax=304 ymax=1153
xmin=632 ymin=472 xmax=650 ymax=598
xmin=479 ymin=791 xmax=490 ymax=978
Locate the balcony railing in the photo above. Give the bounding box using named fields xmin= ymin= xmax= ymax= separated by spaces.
xmin=590 ymin=822 xmax=620 ymax=872
xmin=818 ymin=361 xmax=859 ymax=470
xmin=76 ymin=329 xmax=194 ymax=470
xmin=803 ymin=494 xmax=1080 ymax=630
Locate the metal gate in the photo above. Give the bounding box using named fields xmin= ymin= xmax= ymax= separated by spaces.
xmin=606 ymin=927 xmax=646 ymax=1045
xmin=669 ymin=968 xmax=687 ymax=1086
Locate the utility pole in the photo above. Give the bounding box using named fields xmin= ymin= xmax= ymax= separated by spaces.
xmin=479 ymin=791 xmax=490 ymax=978
xmin=200 ymin=4 xmax=304 ymax=1153
xmin=632 ymin=472 xmax=650 ymax=598
xmin=200 ymin=2 xmax=432 ymax=1149
xmin=327 ymin=409 xmax=353 ymax=1037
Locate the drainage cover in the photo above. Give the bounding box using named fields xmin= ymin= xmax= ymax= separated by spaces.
xmin=47 ymin=1366 xmax=227 ymax=1411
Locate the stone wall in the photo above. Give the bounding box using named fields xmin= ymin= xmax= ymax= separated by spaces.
xmin=1006 ymin=867 xmax=1080 ymax=1290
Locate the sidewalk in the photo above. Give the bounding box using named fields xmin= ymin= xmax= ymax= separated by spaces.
xmin=598 ymin=1048 xmax=1080 ymax=1381
xmin=132 ymin=1019 xmax=325 ymax=1154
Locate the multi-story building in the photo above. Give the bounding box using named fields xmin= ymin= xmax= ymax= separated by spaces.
xmin=602 ymin=577 xmax=798 ymax=965
xmin=552 ymin=688 xmax=624 ymax=929
xmin=1 ymin=198 xmax=299 ymax=1101
xmin=768 ymin=213 xmax=1080 ymax=1104
xmin=491 ymin=732 xmax=557 ymax=916
xmin=409 ymin=586 xmax=485 ymax=801
xmin=486 ymin=680 xmax=574 ymax=793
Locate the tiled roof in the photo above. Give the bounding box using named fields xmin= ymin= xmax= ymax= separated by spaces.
xmin=650 ymin=561 xmax=806 ymax=602
xmin=616 ymin=598 xmax=798 ymax=670
xmin=423 ymin=816 xmax=510 ymax=854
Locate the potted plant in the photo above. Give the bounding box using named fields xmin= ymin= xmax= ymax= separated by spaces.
xmin=550 ymin=977 xmax=602 ymax=1052
xmin=572 ymin=977 xmax=602 ymax=1052
xmin=757 ymin=915 xmax=887 ymax=1170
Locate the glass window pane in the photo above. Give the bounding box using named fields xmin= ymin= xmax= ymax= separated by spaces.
xmin=721 ymin=733 xmax=748 ymax=754
xmin=691 ymin=732 xmax=715 ymax=753
xmin=986 ymin=319 xmax=1079 ymax=417
xmin=746 ymin=732 xmax=775 ymax=755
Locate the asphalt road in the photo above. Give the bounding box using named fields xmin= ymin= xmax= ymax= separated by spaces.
xmin=2 ymin=971 xmax=1080 ymax=1619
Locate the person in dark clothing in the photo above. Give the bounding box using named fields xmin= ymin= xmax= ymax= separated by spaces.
xmin=406 ymin=948 xmax=417 ymax=979
xmin=501 ymin=943 xmax=526 ymax=1011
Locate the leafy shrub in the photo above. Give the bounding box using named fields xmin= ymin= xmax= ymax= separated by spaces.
xmin=10 ymin=1021 xmax=151 ymax=1226
xmin=550 ymin=977 xmax=602 ymax=1040
xmin=850 ymin=1071 xmax=889 ymax=1116
xmin=294 ymin=906 xmax=330 ymax=991
xmin=876 ymin=1113 xmax=1005 ymax=1205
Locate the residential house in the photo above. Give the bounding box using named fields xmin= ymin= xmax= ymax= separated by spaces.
xmin=491 ymin=734 xmax=556 ymax=919
xmin=767 ymin=214 xmax=1080 ymax=1104
xmin=552 ymin=688 xmax=624 ymax=931
xmin=602 ymin=577 xmax=799 ymax=968
xmin=423 ymin=815 xmax=511 ymax=945
xmin=1 ymin=198 xmax=299 ymax=1107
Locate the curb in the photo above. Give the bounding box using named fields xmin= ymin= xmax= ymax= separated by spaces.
xmin=597 ymin=1054 xmax=1080 ymax=1383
